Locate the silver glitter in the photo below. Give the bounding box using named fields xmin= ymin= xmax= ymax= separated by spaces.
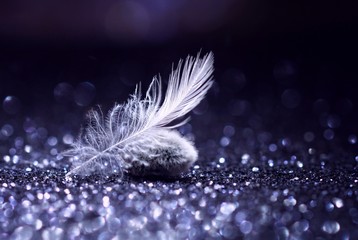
xmin=292 ymin=220 xmax=309 ymax=233
xmin=269 ymin=144 xmax=277 ymax=152
xmin=322 ymin=221 xmax=340 ymax=234
xmin=42 ymin=227 xmax=64 ymax=240
xmin=220 ymin=137 xmax=230 ymax=147
xmin=241 ymin=154 xmax=250 ymax=164
xmin=348 ymin=134 xmax=357 ymax=144
xmin=223 ymin=125 xmax=235 ymax=137
xmin=219 ymin=202 xmax=237 ymax=215
xmin=1 ymin=124 xmax=14 ymax=137
xmin=296 ymin=161 xmax=303 ymax=168
xmin=239 ymin=220 xmax=253 ymax=234
xmin=3 ymin=96 xmax=21 ymax=114
xmin=10 ymin=226 xmax=33 ymax=240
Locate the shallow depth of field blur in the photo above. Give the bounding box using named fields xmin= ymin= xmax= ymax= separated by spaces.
xmin=0 ymin=2 xmax=357 ymax=240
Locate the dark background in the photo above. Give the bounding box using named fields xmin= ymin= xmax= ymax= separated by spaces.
xmin=0 ymin=0 xmax=357 ymax=141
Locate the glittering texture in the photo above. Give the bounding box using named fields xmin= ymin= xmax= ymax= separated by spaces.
xmin=0 ymin=130 xmax=357 ymax=239
xmin=1 ymin=39 xmax=357 ymax=239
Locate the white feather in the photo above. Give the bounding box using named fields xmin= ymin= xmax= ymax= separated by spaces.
xmin=63 ymin=52 xmax=214 ymax=179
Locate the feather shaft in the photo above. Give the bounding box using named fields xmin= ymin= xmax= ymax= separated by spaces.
xmin=64 ymin=52 xmax=214 ymax=178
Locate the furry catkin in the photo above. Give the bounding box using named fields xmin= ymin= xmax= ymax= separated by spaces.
xmin=63 ymin=52 xmax=214 ymax=179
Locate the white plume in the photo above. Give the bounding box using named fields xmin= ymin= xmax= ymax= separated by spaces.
xmin=63 ymin=52 xmax=214 ymax=179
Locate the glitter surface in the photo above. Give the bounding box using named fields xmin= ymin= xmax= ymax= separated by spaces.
xmin=0 ymin=122 xmax=357 ymax=239
xmin=1 ymin=33 xmax=357 ymax=239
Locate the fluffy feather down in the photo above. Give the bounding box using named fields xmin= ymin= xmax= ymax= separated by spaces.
xmin=63 ymin=52 xmax=214 ymax=179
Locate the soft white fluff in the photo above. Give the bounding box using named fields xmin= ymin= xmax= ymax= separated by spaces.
xmin=63 ymin=52 xmax=214 ymax=179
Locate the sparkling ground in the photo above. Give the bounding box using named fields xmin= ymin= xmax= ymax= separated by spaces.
xmin=0 ymin=46 xmax=357 ymax=239
xmin=0 ymin=147 xmax=357 ymax=239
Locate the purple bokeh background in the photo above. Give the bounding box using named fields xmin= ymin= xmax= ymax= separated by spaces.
xmin=0 ymin=1 xmax=357 ymax=138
